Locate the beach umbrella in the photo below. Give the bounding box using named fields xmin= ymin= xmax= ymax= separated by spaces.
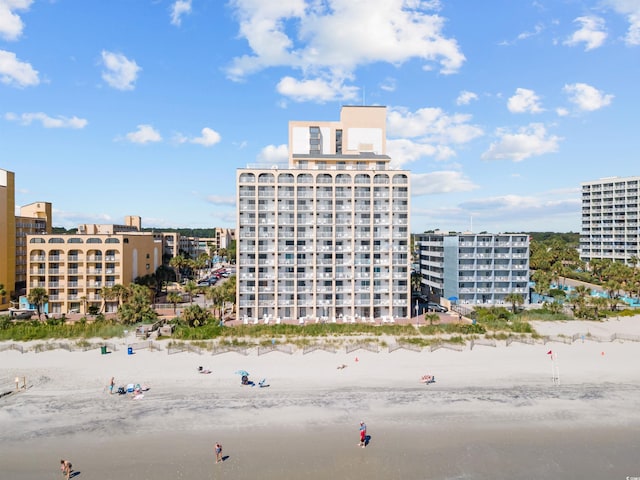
xmin=235 ymin=370 xmax=249 ymax=376
xmin=448 ymin=296 xmax=458 ymax=303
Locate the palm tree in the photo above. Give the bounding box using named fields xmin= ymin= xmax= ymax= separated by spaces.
xmin=167 ymin=292 xmax=182 ymax=314
xmin=531 ymin=270 xmax=552 ymax=298
xmin=169 ymin=255 xmax=187 ymax=283
xmin=111 ymin=284 xmax=128 ymax=308
xmin=504 ymin=293 xmax=524 ymax=314
xmin=590 ymin=296 xmax=609 ymax=319
xmin=27 ymin=287 xmax=49 ymax=321
xmin=410 ymin=270 xmax=422 ymax=294
xmin=568 ymin=285 xmax=590 ymax=317
xmin=117 ymin=284 xmax=157 ymax=325
xmin=205 ymin=286 xmax=224 ymax=318
xmin=80 ymin=295 xmax=88 ymax=315
xmin=183 ymin=281 xmax=198 ymax=304
xmin=100 ymin=286 xmax=114 ymax=313
xmin=220 ymin=275 xmax=236 ymax=314
xmin=424 ymin=312 xmax=439 ymax=326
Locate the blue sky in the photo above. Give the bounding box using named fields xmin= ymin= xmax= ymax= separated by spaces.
xmin=1 ymin=0 xmax=639 ymax=233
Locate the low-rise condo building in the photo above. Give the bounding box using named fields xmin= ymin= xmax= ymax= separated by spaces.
xmin=417 ymin=232 xmax=530 ymax=306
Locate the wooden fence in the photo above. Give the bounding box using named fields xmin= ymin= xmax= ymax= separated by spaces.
xmin=302 ymin=344 xmax=338 ymax=354
xmin=345 ymin=343 xmax=380 ymax=354
xmin=257 ymin=344 xmax=294 ymax=355
xmin=388 ymin=342 xmax=422 ymax=353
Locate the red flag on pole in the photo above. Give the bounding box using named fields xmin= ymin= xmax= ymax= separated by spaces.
xmin=547 ymin=350 xmax=553 ymax=355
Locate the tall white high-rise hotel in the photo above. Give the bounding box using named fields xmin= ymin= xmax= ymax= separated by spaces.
xmin=236 ymin=106 xmax=411 ymax=322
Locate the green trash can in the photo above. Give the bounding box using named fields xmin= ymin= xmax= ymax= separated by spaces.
xmin=101 ymin=345 xmax=107 ymax=355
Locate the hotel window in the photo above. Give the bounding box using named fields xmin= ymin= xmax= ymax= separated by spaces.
xmin=336 ymin=129 xmax=342 ymax=154
xmin=309 ymin=126 xmax=321 ymax=155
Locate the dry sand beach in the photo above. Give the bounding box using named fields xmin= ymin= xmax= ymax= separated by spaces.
xmin=2 ymin=317 xmax=640 ymax=479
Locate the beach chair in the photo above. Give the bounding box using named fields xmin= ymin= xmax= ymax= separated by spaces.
xmin=420 ymin=375 xmax=436 ymax=384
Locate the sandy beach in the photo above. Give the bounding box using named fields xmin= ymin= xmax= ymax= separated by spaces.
xmin=1 ymin=317 xmax=640 ymax=479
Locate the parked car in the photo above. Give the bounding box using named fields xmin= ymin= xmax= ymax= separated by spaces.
xmin=427 ymin=302 xmax=448 ymax=312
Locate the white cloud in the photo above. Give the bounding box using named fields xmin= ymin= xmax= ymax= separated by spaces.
xmin=385 ymin=106 xmax=483 ymax=166
xmin=379 ymin=77 xmax=396 ymax=92
xmin=5 ymin=112 xmax=88 ymax=128
xmin=556 ymin=107 xmax=569 ymax=117
xmin=563 ymin=82 xmax=614 ymax=111
xmin=191 ymin=127 xmax=221 ymax=146
xmin=456 ymin=90 xmax=478 ymax=106
xmin=124 ymin=124 xmax=162 ymax=144
xmin=605 ymin=0 xmax=640 ymax=46
xmin=517 ymin=23 xmax=544 ymax=41
xmin=257 ymin=144 xmax=288 ymax=164
xmin=276 ymin=76 xmax=359 ymax=102
xmin=387 ymin=107 xmax=484 ymax=144
xmin=387 ymin=138 xmax=455 ymax=167
xmin=170 ymin=0 xmax=192 ymax=26
xmin=226 ymin=0 xmax=465 ymax=101
xmin=174 ymin=128 xmax=222 ymax=146
xmin=481 ymin=123 xmax=561 ymax=162
xmin=564 ymin=16 xmax=607 ymax=51
xmin=100 ymin=50 xmax=141 ymax=91
xmin=0 ymin=49 xmax=39 ymax=87
xmin=411 ymin=171 xmax=478 ymax=196
xmin=205 ymin=194 xmax=236 ymax=206
xmin=0 ymin=0 xmax=32 ymax=41
xmin=507 ymin=88 xmax=544 ymax=113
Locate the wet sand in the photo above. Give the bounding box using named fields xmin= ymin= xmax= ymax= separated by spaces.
xmin=2 ymin=424 xmax=639 ymax=480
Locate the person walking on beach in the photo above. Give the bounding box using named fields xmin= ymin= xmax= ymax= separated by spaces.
xmin=109 ymin=376 xmax=115 ymax=394
xmin=214 ymin=442 xmax=223 ymax=464
xmin=60 ymin=459 xmax=72 ymax=479
xmin=358 ymin=421 xmax=367 ymax=448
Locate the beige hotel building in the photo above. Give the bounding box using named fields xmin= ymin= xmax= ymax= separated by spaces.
xmin=236 ymin=106 xmax=411 ymax=323
xmin=1 ymin=168 xmax=53 ymax=310
xmin=26 ymin=231 xmax=161 ymax=315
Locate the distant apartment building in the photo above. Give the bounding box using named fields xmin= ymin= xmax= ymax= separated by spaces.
xmin=1 ymin=168 xmax=53 ymax=309
xmin=416 ymin=232 xmax=530 ymax=306
xmin=215 ymin=227 xmax=236 ymax=251
xmin=77 ymin=215 xmax=141 ymax=234
xmin=26 ymin=232 xmax=161 ymax=315
xmin=236 ymin=106 xmax=411 ymax=323
xmin=580 ymin=176 xmax=640 ymax=265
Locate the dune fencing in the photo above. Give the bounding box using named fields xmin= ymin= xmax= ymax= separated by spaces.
xmin=388 ymin=342 xmax=422 ymax=353
xmin=212 ymin=345 xmax=249 ymax=356
xmin=0 ymin=343 xmax=25 ymax=354
xmin=345 ymin=343 xmax=380 ymax=354
xmin=302 ymin=344 xmax=338 ymax=354
xmin=257 ymin=344 xmax=294 ymax=355
xmin=469 ymin=339 xmax=497 ymax=350
xmin=429 ymin=342 xmax=465 ymax=352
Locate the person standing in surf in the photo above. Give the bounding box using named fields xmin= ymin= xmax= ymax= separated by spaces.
xmin=214 ymin=442 xmax=223 ymax=463
xmin=358 ymin=421 xmax=367 ymax=448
